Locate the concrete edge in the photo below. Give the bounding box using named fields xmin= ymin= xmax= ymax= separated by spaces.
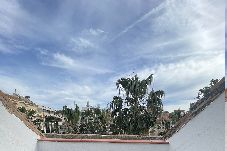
xmin=38 ymin=138 xmax=169 ymax=144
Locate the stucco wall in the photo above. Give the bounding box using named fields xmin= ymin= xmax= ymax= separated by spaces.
xmin=168 ymin=92 xmax=225 ymax=151
xmin=1 ymin=92 xmax=225 ymax=151
xmin=225 ymin=102 xmax=227 ymax=151
xmin=0 ymin=101 xmax=39 ymax=151
xmin=37 ymin=141 xmax=169 ymax=151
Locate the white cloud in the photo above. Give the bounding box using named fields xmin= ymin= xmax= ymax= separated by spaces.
xmin=163 ymin=99 xmax=192 ymax=112
xmin=0 ymin=0 xmax=22 ymax=37
xmin=53 ymin=52 xmax=75 ymax=67
xmin=0 ymin=0 xmax=39 ymax=39
xmin=0 ymin=75 xmax=29 ymax=95
xmin=114 ymin=0 xmax=224 ymax=113
xmin=0 ymin=74 xmax=50 ymax=106
xmin=112 ymin=52 xmax=224 ymax=112
xmin=0 ymin=74 xmax=81 ymax=108
xmin=0 ymin=71 xmax=114 ymax=109
xmin=0 ymin=0 xmax=224 ymax=113
xmin=117 ymin=0 xmax=224 ymax=64
xmin=69 ymin=28 xmax=107 ymax=54
xmin=36 ymin=48 xmax=48 ymax=55
xmin=136 ymin=53 xmax=224 ymax=111
xmin=0 ymin=0 xmax=51 ymax=54
xmin=43 ymin=52 xmax=112 ymax=75
xmin=89 ymin=28 xmax=105 ymax=36
xmin=111 ymin=2 xmax=166 ymax=41
xmin=71 ymin=38 xmax=95 ymax=49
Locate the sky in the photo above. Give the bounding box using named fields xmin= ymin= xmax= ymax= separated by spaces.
xmin=0 ymin=0 xmax=225 ymax=112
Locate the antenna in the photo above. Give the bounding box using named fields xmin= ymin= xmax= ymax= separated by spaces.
xmin=85 ymin=101 xmax=88 ymax=107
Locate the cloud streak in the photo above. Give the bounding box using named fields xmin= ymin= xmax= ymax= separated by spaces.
xmin=111 ymin=2 xmax=166 ymax=41
xmin=0 ymin=0 xmax=224 ymax=112
xmin=42 ymin=52 xmax=112 ymax=75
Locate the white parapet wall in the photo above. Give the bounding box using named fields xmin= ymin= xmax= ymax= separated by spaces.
xmin=225 ymin=102 xmax=227 ymax=151
xmin=168 ymin=92 xmax=225 ymax=151
xmin=0 ymin=101 xmax=39 ymax=151
xmin=37 ymin=141 xmax=169 ymax=151
xmin=0 ymin=91 xmax=225 ymax=151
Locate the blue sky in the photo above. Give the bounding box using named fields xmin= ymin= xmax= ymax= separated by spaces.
xmin=0 ymin=0 xmax=225 ymax=112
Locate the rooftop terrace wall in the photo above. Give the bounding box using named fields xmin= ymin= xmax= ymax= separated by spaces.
xmin=225 ymin=102 xmax=227 ymax=150
xmin=0 ymin=80 xmax=225 ymax=151
xmin=36 ymin=92 xmax=226 ymax=151
xmin=168 ymin=92 xmax=225 ymax=151
xmin=0 ymin=101 xmax=39 ymax=151
xmin=37 ymin=139 xmax=169 ymax=151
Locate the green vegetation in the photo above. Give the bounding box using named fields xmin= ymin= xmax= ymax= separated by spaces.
xmin=196 ymin=79 xmax=219 ymax=100
xmin=26 ymin=109 xmax=36 ymax=118
xmin=190 ymin=78 xmax=219 ymax=111
xmin=61 ymin=104 xmax=80 ymax=133
xmin=16 ymin=74 xmax=220 ymax=136
xmin=110 ymin=74 xmax=164 ymax=135
xmin=18 ymin=106 xmax=26 ymax=113
xmin=60 ymin=74 xmax=165 ymax=135
xmin=79 ymin=108 xmax=111 ymax=134
xmin=18 ymin=106 xmax=36 ymax=119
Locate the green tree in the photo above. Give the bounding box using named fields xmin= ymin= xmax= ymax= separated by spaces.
xmin=72 ymin=104 xmax=80 ymax=133
xmin=110 ymin=74 xmax=164 ymax=135
xmin=62 ymin=105 xmax=81 ymax=133
xmin=18 ymin=107 xmax=36 ymax=119
xmin=196 ymin=79 xmax=219 ymax=100
xmin=26 ymin=109 xmax=36 ymax=119
xmin=190 ymin=78 xmax=219 ymax=111
xmin=79 ymin=108 xmax=109 ymax=134
xmin=79 ymin=109 xmax=95 ymax=134
xmin=170 ymin=109 xmax=185 ymax=125
xmin=18 ymin=106 xmax=27 ymax=113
